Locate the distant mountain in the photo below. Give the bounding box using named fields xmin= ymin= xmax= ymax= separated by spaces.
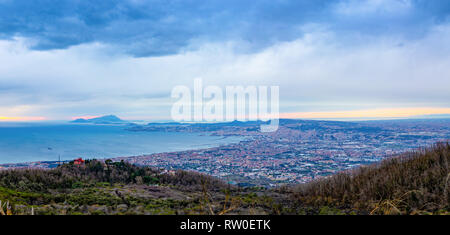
xmin=71 ymin=115 xmax=128 ymax=124
xmin=410 ymin=114 xmax=450 ymax=119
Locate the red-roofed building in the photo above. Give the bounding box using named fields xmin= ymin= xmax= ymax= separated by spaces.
xmin=74 ymin=158 xmax=85 ymax=165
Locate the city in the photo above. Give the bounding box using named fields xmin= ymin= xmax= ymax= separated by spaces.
xmin=117 ymin=118 xmax=450 ymax=187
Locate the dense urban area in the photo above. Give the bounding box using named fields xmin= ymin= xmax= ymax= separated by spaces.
xmin=122 ymin=119 xmax=450 ymax=187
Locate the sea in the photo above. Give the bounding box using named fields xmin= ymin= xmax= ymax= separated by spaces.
xmin=0 ymin=122 xmax=243 ymax=164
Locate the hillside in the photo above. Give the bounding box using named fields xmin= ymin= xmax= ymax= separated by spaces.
xmin=289 ymin=142 xmax=450 ymax=215
xmin=0 ymin=143 xmax=449 ymax=215
xmin=0 ymin=159 xmax=284 ymax=215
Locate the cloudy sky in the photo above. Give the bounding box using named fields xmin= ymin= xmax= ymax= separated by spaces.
xmin=0 ymin=0 xmax=449 ymax=121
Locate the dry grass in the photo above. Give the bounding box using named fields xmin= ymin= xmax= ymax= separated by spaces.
xmin=292 ymin=142 xmax=450 ymax=214
xmin=0 ymin=200 xmax=12 ymax=215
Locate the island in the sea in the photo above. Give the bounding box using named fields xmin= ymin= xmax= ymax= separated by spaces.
xmin=71 ymin=115 xmax=129 ymax=124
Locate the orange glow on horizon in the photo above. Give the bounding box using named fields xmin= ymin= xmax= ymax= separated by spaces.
xmin=0 ymin=116 xmax=46 ymax=121
xmin=1 ymin=107 xmax=449 ymax=122
xmin=280 ymin=107 xmax=450 ymax=119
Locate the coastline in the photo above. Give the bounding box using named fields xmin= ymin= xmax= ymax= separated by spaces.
xmin=0 ymin=123 xmax=245 ymax=165
xmin=1 ymin=119 xmax=449 ymax=187
xmin=0 ymin=134 xmax=248 ymax=169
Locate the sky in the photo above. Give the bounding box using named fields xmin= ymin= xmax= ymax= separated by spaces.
xmin=0 ymin=0 xmax=449 ymax=121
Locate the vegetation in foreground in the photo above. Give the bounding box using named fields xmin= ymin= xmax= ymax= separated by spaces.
xmin=291 ymin=142 xmax=450 ymax=215
xmin=0 ymin=143 xmax=448 ymax=215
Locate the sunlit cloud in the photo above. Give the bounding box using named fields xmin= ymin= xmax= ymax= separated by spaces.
xmin=281 ymin=107 xmax=450 ymax=120
xmin=0 ymin=116 xmax=46 ymax=121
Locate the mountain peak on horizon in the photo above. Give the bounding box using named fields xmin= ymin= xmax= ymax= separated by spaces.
xmin=71 ymin=115 xmax=128 ymax=124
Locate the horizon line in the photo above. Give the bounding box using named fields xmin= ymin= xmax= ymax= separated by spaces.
xmin=1 ymin=107 xmax=450 ymax=123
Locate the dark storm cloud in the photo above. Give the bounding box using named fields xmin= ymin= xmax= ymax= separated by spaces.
xmin=0 ymin=0 xmax=448 ymax=57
